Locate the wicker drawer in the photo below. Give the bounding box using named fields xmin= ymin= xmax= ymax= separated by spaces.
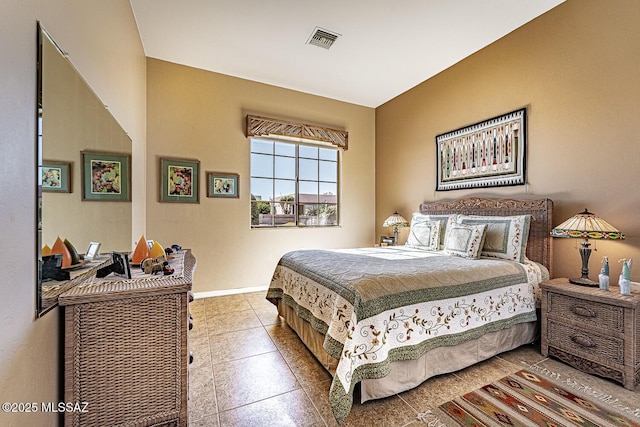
xmin=547 ymin=292 xmax=624 ymax=333
xmin=547 ymin=319 xmax=625 ymax=364
xmin=540 ymin=278 xmax=640 ymax=391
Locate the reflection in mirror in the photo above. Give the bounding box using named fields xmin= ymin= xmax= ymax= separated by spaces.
xmin=37 ymin=23 xmax=132 ymax=316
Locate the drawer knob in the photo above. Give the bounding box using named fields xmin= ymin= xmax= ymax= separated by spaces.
xmin=571 ymin=334 xmax=595 ymax=348
xmin=571 ymin=306 xmax=595 ymax=318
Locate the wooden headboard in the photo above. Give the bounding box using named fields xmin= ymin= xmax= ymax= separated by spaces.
xmin=420 ymin=197 xmax=554 ymax=276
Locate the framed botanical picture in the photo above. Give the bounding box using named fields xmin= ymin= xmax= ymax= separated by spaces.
xmin=81 ymin=151 xmax=131 ymax=201
xmin=207 ymin=172 xmax=239 ymax=198
xmin=41 ymin=160 xmax=71 ymax=193
xmin=160 ymin=157 xmax=200 ymax=203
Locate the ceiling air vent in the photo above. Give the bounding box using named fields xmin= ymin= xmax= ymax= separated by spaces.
xmin=307 ymin=27 xmax=340 ymax=49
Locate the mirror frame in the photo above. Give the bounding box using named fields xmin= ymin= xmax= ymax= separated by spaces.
xmin=36 ymin=22 xmax=47 ymax=317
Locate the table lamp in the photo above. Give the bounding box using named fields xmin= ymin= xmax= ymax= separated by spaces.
xmin=382 ymin=211 xmax=409 ymax=245
xmin=550 ymin=209 xmax=625 ymax=286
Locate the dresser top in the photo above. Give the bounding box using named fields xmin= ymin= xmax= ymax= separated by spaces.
xmin=541 ymin=277 xmax=640 ymax=308
xmin=59 ymin=249 xmax=196 ymax=306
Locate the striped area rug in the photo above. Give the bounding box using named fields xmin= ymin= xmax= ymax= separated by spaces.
xmin=431 ymin=369 xmax=640 ymax=426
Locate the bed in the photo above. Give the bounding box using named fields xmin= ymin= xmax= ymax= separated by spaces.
xmin=266 ymin=197 xmax=553 ymax=423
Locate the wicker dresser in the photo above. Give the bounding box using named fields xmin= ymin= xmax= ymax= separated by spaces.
xmin=58 ymin=250 xmax=196 ymax=427
xmin=540 ymin=277 xmax=640 ymax=390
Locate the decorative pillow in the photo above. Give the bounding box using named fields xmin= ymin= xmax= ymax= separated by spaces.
xmin=456 ymin=214 xmax=531 ymax=263
xmin=443 ymin=222 xmax=487 ymax=259
xmin=410 ymin=213 xmax=453 ymax=249
xmin=405 ymin=220 xmax=441 ymax=251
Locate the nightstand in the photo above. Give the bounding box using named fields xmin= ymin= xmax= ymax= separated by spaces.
xmin=540 ymin=278 xmax=640 ymax=390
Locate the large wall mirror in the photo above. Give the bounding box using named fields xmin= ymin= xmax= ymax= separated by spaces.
xmin=37 ymin=23 xmax=132 ymax=316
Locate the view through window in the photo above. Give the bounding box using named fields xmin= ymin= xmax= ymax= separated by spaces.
xmin=250 ymin=138 xmax=339 ymax=227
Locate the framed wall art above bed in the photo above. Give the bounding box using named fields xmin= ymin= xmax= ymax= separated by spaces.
xmin=436 ymin=107 xmax=526 ymax=191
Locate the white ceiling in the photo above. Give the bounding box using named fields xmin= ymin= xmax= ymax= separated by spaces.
xmin=130 ymin=0 xmax=564 ymax=108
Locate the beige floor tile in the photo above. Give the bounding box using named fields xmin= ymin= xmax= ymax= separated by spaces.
xmin=189 ymin=334 xmax=212 ymax=369
xmin=254 ymin=305 xmax=282 ymax=326
xmin=265 ymin=321 xmax=299 ymax=346
xmin=495 ymin=341 xmax=547 ymax=370
xmin=303 ymin=378 xmax=419 ymax=427
xmin=209 ymin=326 xmax=277 ymax=364
xmin=275 ymin=337 xmax=332 ymax=388
xmin=206 ymin=308 xmax=263 ymax=335
xmin=189 ymin=413 xmax=220 ymax=427
xmin=451 ymin=356 xmax=515 ymax=391
xmin=218 ymin=389 xmax=325 ymax=427
xmin=398 ymin=373 xmax=465 ymax=412
xmin=213 ymin=351 xmax=300 ymax=411
xmin=245 ymin=291 xmax=274 ymax=310
xmin=190 ymin=299 xmax=206 ymax=313
xmin=188 ymin=367 xmax=218 ymax=419
xmin=205 ymin=294 xmax=252 ymax=314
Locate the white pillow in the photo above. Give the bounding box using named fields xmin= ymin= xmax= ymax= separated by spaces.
xmin=405 ymin=220 xmax=441 ymax=251
xmin=410 ymin=213 xmax=453 ymax=249
xmin=456 ymin=214 xmax=531 ymax=263
xmin=443 ymin=222 xmax=487 ymax=259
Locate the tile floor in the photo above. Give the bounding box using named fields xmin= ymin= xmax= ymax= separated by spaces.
xmin=188 ymin=292 xmax=640 ymax=427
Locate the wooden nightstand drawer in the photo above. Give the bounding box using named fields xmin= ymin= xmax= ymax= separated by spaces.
xmin=547 ymin=319 xmax=625 ymax=364
xmin=547 ymin=292 xmax=624 ymax=333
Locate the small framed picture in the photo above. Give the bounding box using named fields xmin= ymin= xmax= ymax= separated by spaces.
xmin=81 ymin=151 xmax=131 ymax=201
xmin=160 ymin=157 xmax=200 ymax=203
xmin=207 ymin=172 xmax=239 ymax=198
xmin=41 ymin=161 xmax=71 ymax=193
xmin=85 ymin=242 xmax=101 ymax=260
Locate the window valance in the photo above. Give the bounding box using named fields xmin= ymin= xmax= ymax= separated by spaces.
xmin=246 ymin=114 xmax=348 ymax=150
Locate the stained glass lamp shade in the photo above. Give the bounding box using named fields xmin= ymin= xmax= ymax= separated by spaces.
xmin=550 ymin=209 xmax=625 ymax=286
xmin=382 ymin=211 xmax=409 ymax=245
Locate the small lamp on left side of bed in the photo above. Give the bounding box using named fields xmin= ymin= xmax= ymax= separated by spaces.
xmin=382 ymin=211 xmax=409 ymax=246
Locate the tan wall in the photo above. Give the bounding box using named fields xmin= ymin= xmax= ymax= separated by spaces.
xmin=376 ymin=0 xmax=640 ymax=282
xmin=146 ymin=58 xmax=376 ymax=293
xmin=0 ymin=2 xmax=145 ymax=426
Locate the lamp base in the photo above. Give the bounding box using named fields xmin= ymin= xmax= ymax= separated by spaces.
xmin=569 ymin=277 xmax=599 ymax=287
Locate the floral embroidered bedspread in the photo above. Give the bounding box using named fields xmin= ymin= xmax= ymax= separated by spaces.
xmin=266 ymin=246 xmax=546 ymax=423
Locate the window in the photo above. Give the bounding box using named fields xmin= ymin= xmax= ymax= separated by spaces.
xmin=250 ymin=138 xmax=339 ymax=227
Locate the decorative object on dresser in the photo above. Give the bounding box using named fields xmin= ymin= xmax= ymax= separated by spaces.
xmin=382 ymin=211 xmax=409 ymax=245
xmin=599 ymin=255 xmax=611 ymax=290
xmin=619 ymin=258 xmax=633 ymax=295
xmin=540 ymin=278 xmax=639 ymax=391
xmin=59 ymin=249 xmax=196 ymax=426
xmin=84 ymin=242 xmax=101 ymax=261
xmin=550 ymin=209 xmax=625 ymax=286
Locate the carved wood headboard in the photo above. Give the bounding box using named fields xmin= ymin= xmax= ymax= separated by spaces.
xmin=419 ymin=197 xmax=554 ymax=276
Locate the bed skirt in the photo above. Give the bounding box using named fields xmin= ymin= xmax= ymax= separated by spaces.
xmin=277 ymin=300 xmax=538 ymax=403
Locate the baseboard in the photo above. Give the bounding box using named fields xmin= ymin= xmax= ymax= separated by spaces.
xmin=193 ymin=285 xmax=269 ymax=299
